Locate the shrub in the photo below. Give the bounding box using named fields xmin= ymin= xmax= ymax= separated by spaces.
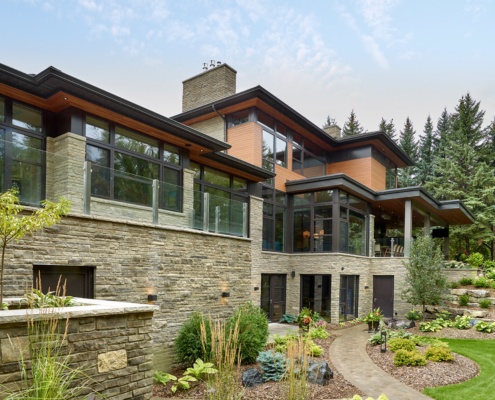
xmin=485 ymin=270 xmax=495 ymax=280
xmin=257 ymin=351 xmax=286 ymax=382
xmin=404 ymin=310 xmax=422 ymax=321
xmin=452 ymin=315 xmax=471 ymax=329
xmin=483 ymin=260 xmax=495 ymax=271
xmin=419 ymin=321 xmax=443 ymax=332
xmin=308 ymin=342 xmax=323 ymax=357
xmin=459 ymin=277 xmax=473 ymax=286
xmin=449 ymin=281 xmax=460 ymax=289
xmin=279 ymin=314 xmax=297 ymax=324
xmin=479 ymin=299 xmax=491 ymax=309
xmin=475 ymin=321 xmax=495 ymax=333
xmin=411 ymin=336 xmax=449 ymax=348
xmin=466 ymin=252 xmax=484 ymax=268
xmin=175 ymin=312 xmax=211 ymax=364
xmin=388 ymin=338 xmax=416 ymax=352
xmin=425 ymin=346 xmax=454 ymax=362
xmin=474 ymin=277 xmax=492 ymax=288
xmin=459 ymin=294 xmax=470 ymax=306
xmin=309 ymin=326 xmax=330 ymax=339
xmin=226 ymin=302 xmax=269 ymax=364
xmin=394 ymin=349 xmax=426 ymax=366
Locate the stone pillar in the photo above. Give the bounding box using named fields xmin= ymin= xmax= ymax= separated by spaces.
xmin=46 ymin=133 xmax=86 ymax=213
xmin=404 ymin=200 xmax=412 ymax=257
xmin=424 ymin=214 xmax=431 ymax=236
xmin=369 ymin=214 xmax=375 ymax=257
xmin=249 ymin=195 xmax=264 ymax=306
xmin=182 ymin=168 xmax=195 ymax=228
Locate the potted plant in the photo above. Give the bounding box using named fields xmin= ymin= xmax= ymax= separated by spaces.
xmin=364 ymin=307 xmax=383 ymax=332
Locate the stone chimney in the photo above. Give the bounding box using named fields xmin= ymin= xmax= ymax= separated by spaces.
xmin=182 ymin=62 xmax=237 ymax=112
xmin=324 ymin=124 xmax=342 ymax=139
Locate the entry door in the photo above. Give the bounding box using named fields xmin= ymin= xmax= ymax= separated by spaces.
xmin=261 ymin=274 xmax=286 ymax=321
xmin=373 ymin=275 xmax=394 ymax=318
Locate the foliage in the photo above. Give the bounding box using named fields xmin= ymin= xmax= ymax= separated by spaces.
xmin=257 ymin=351 xmax=287 ymax=382
xmin=393 ymin=349 xmax=426 ymax=366
xmin=23 ymin=288 xmax=75 ymax=308
xmin=154 ymin=371 xmax=176 ymax=385
xmin=342 ymin=110 xmax=365 ymax=137
xmin=435 ymin=310 xmax=452 ymax=320
xmin=296 ymin=307 xmax=321 ymax=331
xmin=0 ymin=189 xmax=71 ymax=307
xmin=162 ymin=374 xmax=197 ymax=393
xmin=363 ymin=308 xmax=383 ymax=323
xmin=419 ymin=321 xmax=444 ymax=332
xmin=483 ymin=260 xmax=495 ymax=271
xmin=184 ymin=358 xmax=217 ymax=380
xmin=387 ymin=338 xmax=416 ymax=352
xmin=226 ymin=302 xmax=269 ymax=364
xmin=379 ymin=117 xmax=396 ymax=140
xmin=479 ymin=299 xmax=491 ymax=309
xmin=459 ymin=294 xmax=470 ymax=306
xmin=473 ymin=277 xmax=492 ymax=288
xmin=449 ymin=281 xmax=460 ymax=289
xmin=279 ymin=314 xmax=297 ymax=324
xmin=411 ymin=336 xmax=449 ymax=348
xmin=284 ymin=337 xmax=310 ymax=400
xmin=308 ymin=342 xmax=323 ymax=357
xmin=485 ymin=270 xmax=495 ymax=280
xmin=401 ymin=236 xmax=448 ymax=313
xmin=452 ymin=315 xmax=471 ymax=329
xmin=459 ymin=277 xmax=473 ymax=286
xmin=466 ymin=252 xmax=484 ymax=268
xmin=475 ymin=321 xmax=495 ymax=333
xmin=398 ymin=117 xmax=418 ymax=186
xmin=309 ymin=326 xmax=330 ymax=339
xmin=404 ymin=310 xmax=422 ymax=321
xmin=175 ymin=312 xmax=211 ymax=364
xmin=416 ymin=115 xmax=435 ymax=185
xmin=425 ymin=346 xmax=454 ymax=362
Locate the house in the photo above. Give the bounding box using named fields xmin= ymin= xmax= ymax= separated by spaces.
xmin=0 ymin=62 xmax=473 ymax=369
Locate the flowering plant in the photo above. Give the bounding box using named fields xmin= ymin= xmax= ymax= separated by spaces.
xmin=363 ymin=307 xmax=383 ymax=323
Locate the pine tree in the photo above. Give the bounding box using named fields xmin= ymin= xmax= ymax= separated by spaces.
xmin=398 ymin=117 xmax=417 ymax=187
xmin=433 ymin=108 xmax=451 ymax=159
xmin=379 ymin=118 xmax=396 ymax=140
xmin=322 ymin=115 xmax=335 ymax=129
xmin=342 ymin=110 xmax=364 ymax=137
xmin=416 ymin=116 xmax=434 ymax=185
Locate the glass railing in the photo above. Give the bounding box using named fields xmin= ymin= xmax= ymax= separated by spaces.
xmin=0 ymin=140 xmax=248 ymax=237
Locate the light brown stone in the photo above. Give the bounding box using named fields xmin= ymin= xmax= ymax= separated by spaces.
xmin=98 ymin=349 xmax=127 ymax=373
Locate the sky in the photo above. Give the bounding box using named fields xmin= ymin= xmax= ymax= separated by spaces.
xmin=2 ymin=0 xmax=495 ymax=138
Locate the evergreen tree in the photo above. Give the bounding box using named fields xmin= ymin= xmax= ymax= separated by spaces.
xmin=342 ymin=110 xmax=364 ymax=137
xmin=433 ymin=108 xmax=451 ymax=159
xmin=416 ymin=116 xmax=435 ymax=185
xmin=322 ymin=115 xmax=335 ymax=129
xmin=398 ymin=117 xmax=417 ymax=187
xmin=379 ymin=118 xmax=396 ymax=140
xmin=424 ymin=94 xmax=495 ymax=258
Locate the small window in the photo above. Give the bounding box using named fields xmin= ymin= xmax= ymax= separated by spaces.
xmin=189 ymin=161 xmax=201 ymax=179
xmin=204 ymin=166 xmax=230 ymax=187
xmin=12 ymin=102 xmax=42 ymax=132
xmin=229 ymin=109 xmax=250 ymax=127
xmin=163 ymin=143 xmax=180 ymax=165
xmin=315 ymin=190 xmax=333 ymax=203
xmin=86 ymin=116 xmax=110 ymax=143
xmin=115 ymin=126 xmax=159 ymax=158
xmin=257 ymin=110 xmax=274 ymax=130
xmin=0 ymin=98 xmax=5 ymax=122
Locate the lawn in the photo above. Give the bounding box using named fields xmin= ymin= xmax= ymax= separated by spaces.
xmin=423 ymin=339 xmax=495 ymax=400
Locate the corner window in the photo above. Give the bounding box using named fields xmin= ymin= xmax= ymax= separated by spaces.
xmin=86 ymin=116 xmax=109 ymax=142
xmin=227 ymin=109 xmax=250 ymax=127
xmin=12 ymin=102 xmax=42 ymax=133
xmin=262 ymin=186 xmax=286 ymax=252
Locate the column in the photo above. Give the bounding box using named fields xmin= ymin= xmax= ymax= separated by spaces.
xmin=424 ymin=214 xmax=431 ymax=236
xmin=404 ymin=200 xmax=412 ymax=257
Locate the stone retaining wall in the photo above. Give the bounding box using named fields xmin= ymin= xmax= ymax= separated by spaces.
xmin=0 ymin=299 xmax=157 ymax=400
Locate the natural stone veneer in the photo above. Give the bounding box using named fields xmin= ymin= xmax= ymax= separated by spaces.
xmin=0 ymin=299 xmax=157 ymax=400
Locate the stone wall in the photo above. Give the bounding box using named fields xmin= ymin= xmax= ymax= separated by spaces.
xmin=189 ymin=117 xmax=225 ymax=142
xmin=0 ymin=299 xmax=156 ymax=400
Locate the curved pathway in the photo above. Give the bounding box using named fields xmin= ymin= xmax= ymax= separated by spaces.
xmin=329 ymin=323 xmax=432 ymax=400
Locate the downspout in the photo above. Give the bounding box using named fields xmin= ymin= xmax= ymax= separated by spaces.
xmin=212 ymin=104 xmax=227 ymax=145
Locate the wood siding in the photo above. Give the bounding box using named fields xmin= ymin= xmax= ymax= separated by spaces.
xmin=370 ymin=157 xmax=386 ymax=191
xmin=327 ymin=157 xmax=386 ymax=191
xmin=227 ymin=122 xmax=263 ymax=167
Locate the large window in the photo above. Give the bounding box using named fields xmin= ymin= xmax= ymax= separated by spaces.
xmin=259 ymin=111 xmax=288 ymax=183
xmin=190 ymin=162 xmax=249 ymax=236
xmin=0 ymin=99 xmax=44 ymax=205
xmin=85 ymin=116 xmax=182 ymax=211
xmin=339 ymin=193 xmax=367 ymax=256
xmin=292 ymin=132 xmax=326 ymax=178
xmin=262 ymin=186 xmax=286 ymax=252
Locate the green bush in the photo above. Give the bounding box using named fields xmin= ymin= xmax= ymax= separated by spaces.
xmin=449 ymin=281 xmax=460 ymax=289
xmin=474 ymin=277 xmax=492 ymax=288
xmin=411 ymin=336 xmax=448 ymax=348
xmin=227 ymin=302 xmax=269 ymax=364
xmin=425 ymin=346 xmax=454 ymax=362
xmin=279 ymin=314 xmax=297 ymax=324
xmin=452 ymin=315 xmax=471 ymax=329
xmin=485 ymin=270 xmax=495 ymax=280
xmin=419 ymin=321 xmax=443 ymax=332
xmin=483 ymin=260 xmax=495 ymax=271
xmin=467 ymin=252 xmax=484 ymax=268
xmin=308 ymin=342 xmax=324 ymax=357
xmin=394 ymin=349 xmax=426 ymax=366
xmin=309 ymin=326 xmax=330 ymax=339
xmin=257 ymin=351 xmax=286 ymax=382
xmin=174 ymin=312 xmax=211 ymax=364
xmin=388 ymin=338 xmax=416 ymax=352
xmin=459 ymin=277 xmax=473 ymax=286
xmin=479 ymin=299 xmax=491 ymax=309
xmin=475 ymin=321 xmax=495 ymax=333
xmin=459 ymin=294 xmax=470 ymax=306
xmin=404 ymin=310 xmax=422 ymax=321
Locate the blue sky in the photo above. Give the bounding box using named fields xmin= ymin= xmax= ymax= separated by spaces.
xmin=2 ymin=0 xmax=494 ymax=137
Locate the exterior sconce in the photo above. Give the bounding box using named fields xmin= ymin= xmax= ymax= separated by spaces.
xmin=291 ymin=271 xmax=296 ymax=278
xmin=380 ymin=330 xmax=387 ymax=353
xmin=253 ymin=287 xmax=259 ymax=291
xmin=221 ymin=292 xmax=230 ymax=298
xmin=147 ymin=294 xmax=157 ymax=302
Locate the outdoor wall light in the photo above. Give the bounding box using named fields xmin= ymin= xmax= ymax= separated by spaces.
xmin=221 ymin=292 xmax=230 ymax=298
xmin=253 ymin=287 xmax=260 ymax=291
xmin=291 ymin=271 xmax=296 ymax=278
xmin=147 ymin=294 xmax=158 ymax=302
xmin=380 ymin=330 xmax=387 ymax=353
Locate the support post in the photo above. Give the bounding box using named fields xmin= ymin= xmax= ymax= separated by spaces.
xmin=424 ymin=214 xmax=431 ymax=236
xmin=152 ymin=179 xmax=159 ymax=225
xmin=203 ymin=193 xmax=210 ymax=232
xmin=242 ymin=203 xmax=248 ymax=238
xmin=83 ymin=161 xmax=91 ymax=215
xmin=404 ymin=200 xmax=412 ymax=257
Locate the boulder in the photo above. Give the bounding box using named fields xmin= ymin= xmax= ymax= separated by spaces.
xmin=307 ymin=361 xmax=333 ymax=386
xmin=394 ymin=319 xmax=415 ymax=329
xmin=466 ymin=310 xmax=488 ymax=318
xmin=467 ymin=290 xmax=488 ymax=298
xmin=450 ymin=289 xmax=468 ymax=296
xmin=242 ymin=368 xmax=264 ymax=388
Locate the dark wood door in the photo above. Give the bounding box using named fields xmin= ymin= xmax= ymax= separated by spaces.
xmin=373 ymin=275 xmax=394 ymax=318
xmin=261 ymin=274 xmax=286 ymax=321
xmin=33 ymin=265 xmax=94 ymax=298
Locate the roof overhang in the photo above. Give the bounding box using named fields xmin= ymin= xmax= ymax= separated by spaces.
xmin=285 ymin=174 xmax=474 ymax=227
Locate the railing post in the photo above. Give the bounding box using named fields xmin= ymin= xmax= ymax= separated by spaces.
xmin=390 ymin=237 xmax=395 ymax=258
xmin=152 ymin=179 xmax=159 ymax=225
xmin=83 ymin=161 xmax=91 ymax=215
xmin=215 ymin=206 xmax=220 ymax=233
xmin=203 ymin=193 xmax=210 ymax=232
xmin=242 ymin=203 xmax=248 ymax=238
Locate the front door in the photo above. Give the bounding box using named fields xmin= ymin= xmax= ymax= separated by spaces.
xmin=261 ymin=274 xmax=286 ymax=321
xmin=373 ymin=275 xmax=394 ymax=318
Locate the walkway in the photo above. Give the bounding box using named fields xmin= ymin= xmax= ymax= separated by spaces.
xmin=329 ymin=323 xmax=432 ymax=400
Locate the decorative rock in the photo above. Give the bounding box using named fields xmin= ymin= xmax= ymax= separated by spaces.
xmin=97 ymin=349 xmax=127 ymax=373
xmin=469 ymin=319 xmax=480 ymax=327
xmin=466 ymin=310 xmax=488 ymax=318
xmin=242 ymin=368 xmax=264 ymax=388
xmin=394 ymin=319 xmax=415 ymax=329
xmin=467 ymin=290 xmax=488 ymax=298
xmin=450 ymin=289 xmax=468 ymax=296
xmin=307 ymin=361 xmax=333 ymax=385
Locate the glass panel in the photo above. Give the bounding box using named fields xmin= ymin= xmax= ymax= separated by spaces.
xmin=0 ymin=129 xmax=4 ymax=191
xmin=229 ymin=109 xmax=250 ymax=127
xmin=315 ymin=190 xmax=333 ymax=203
xmin=292 ymin=145 xmax=302 ymax=174
xmin=204 ymin=166 xmax=230 ymax=187
xmin=293 ymin=208 xmax=311 ymax=252
xmin=275 ymin=136 xmax=287 ymax=167
xmin=115 ymin=126 xmax=159 ymax=158
xmin=262 ymin=130 xmax=274 ymax=162
xmin=275 ymin=190 xmax=286 ymax=205
xmin=294 ymin=193 xmax=311 ymax=206
xmin=161 ymin=168 xmax=181 ymax=211
xmin=303 ymin=153 xmax=325 ymax=178
xmin=276 ymin=123 xmax=288 ymax=138
xmin=0 ymin=98 xmax=4 ymax=122
xmin=339 ymin=192 xmax=348 ymax=204
xmin=205 ymin=187 xmax=230 ymax=234
xmin=114 ymin=152 xmax=159 ymax=179
xmin=163 ymin=143 xmax=180 ymax=165
xmin=349 ymin=195 xmax=367 ymax=212
xmin=263 ymin=202 xmax=273 ymax=216
xmin=262 ymin=159 xmax=274 ymax=172
xmin=262 ymin=186 xmax=274 ymax=201
xmin=314 ymin=206 xmax=332 ymax=219
xmin=231 ymin=194 xmax=247 ymax=236
xmin=274 ymin=206 xmax=285 ymax=252
xmin=189 ymin=161 xmax=201 ymax=179
xmin=292 ymin=131 xmax=302 ymax=147
xmin=260 ymin=275 xmax=271 ymax=317
xmin=86 ymin=116 xmax=110 ymax=142
xmin=304 ymin=138 xmax=325 ymax=158
xmin=340 ymin=221 xmax=348 ymax=252
xmin=340 ymin=207 xmax=348 ymax=219
xmin=339 ymin=275 xmax=359 ymax=321
xmin=262 ymin=217 xmax=274 ymax=250
xmin=349 ymin=210 xmax=366 ymax=256
xmin=257 ymin=110 xmax=274 ymax=130
xmin=233 ymin=176 xmax=247 ymax=190
xmin=86 ymin=145 xmax=110 ymax=197
xmin=12 ymin=103 xmax=42 ymax=132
